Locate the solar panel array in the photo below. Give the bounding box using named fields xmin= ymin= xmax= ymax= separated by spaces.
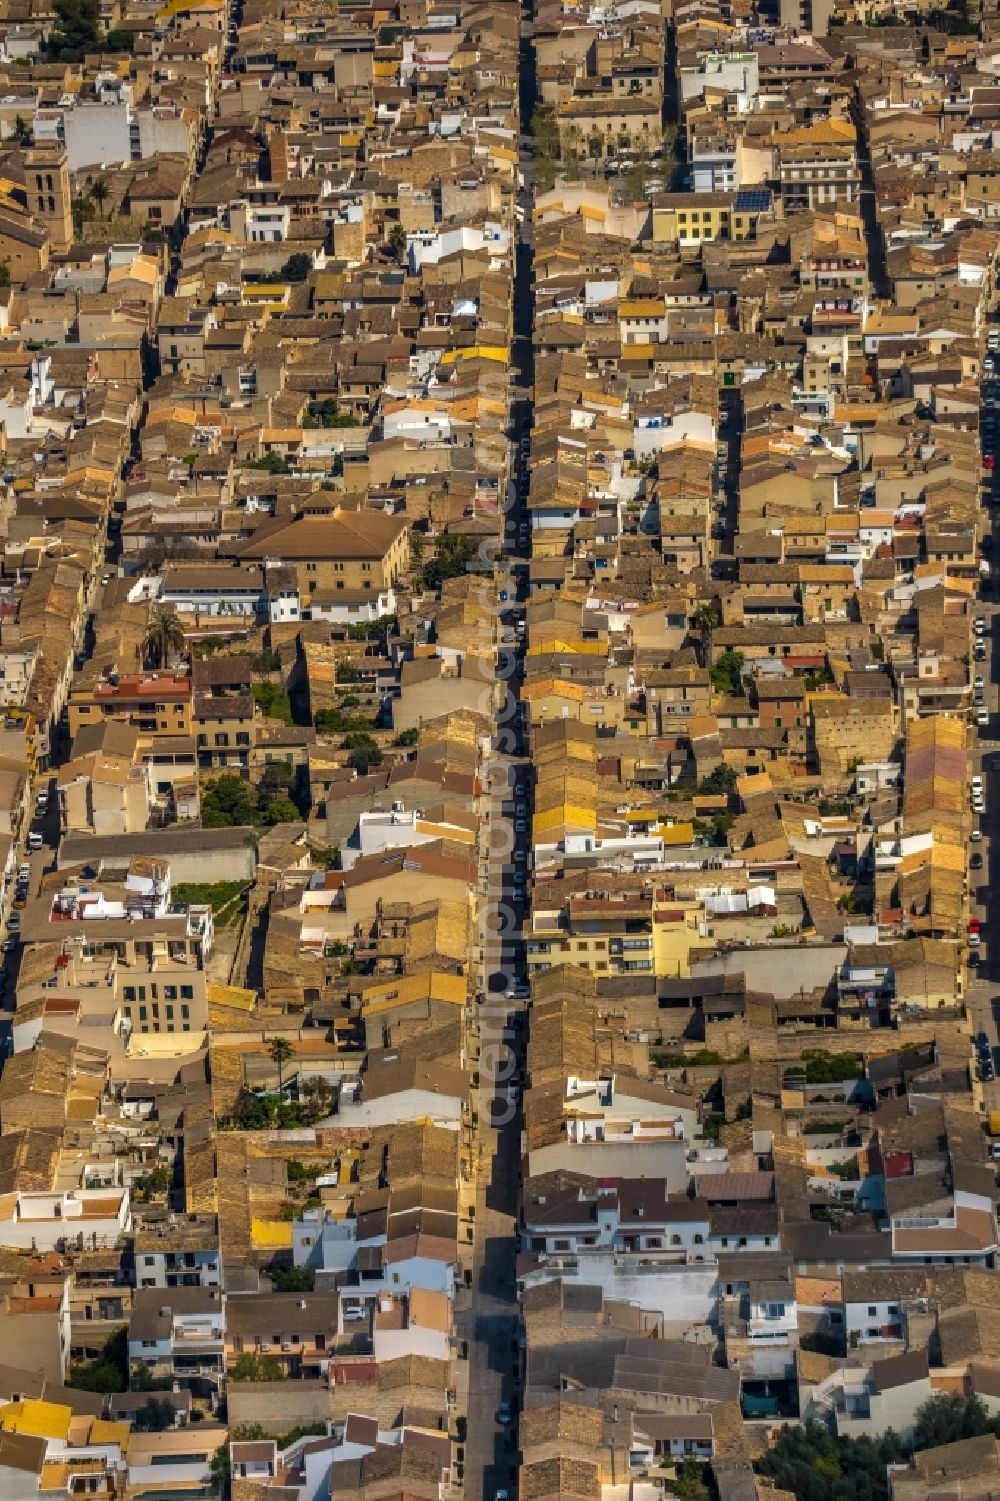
xmin=734 ymin=188 xmax=772 ymax=213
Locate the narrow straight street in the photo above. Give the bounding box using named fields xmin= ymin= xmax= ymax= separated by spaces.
xmin=964 ymin=333 xmax=1000 ymax=1111
xmin=457 ymin=1 xmax=536 ymax=1493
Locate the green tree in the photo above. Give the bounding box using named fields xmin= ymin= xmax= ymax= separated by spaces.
xmin=665 ymin=1462 xmax=711 ymax=1501
xmin=710 ymin=649 xmax=745 ymax=696
xmin=260 ymin=761 xmax=294 ymax=791
xmin=300 ymin=1075 xmax=334 ymax=1119
xmin=11 ymin=115 xmax=31 ymax=145
xmin=269 ymin=1264 xmax=316 ymax=1292
xmin=134 ymin=1397 xmax=177 ymax=1431
xmin=105 ymin=27 xmax=136 ymax=49
xmin=210 ymin=1442 xmax=231 ymax=1500
xmin=0 ymin=263 xmax=11 ymax=288
xmin=308 ymin=843 xmax=340 ymax=869
xmin=47 ymin=0 xmax=100 ymax=60
xmin=395 ymin=727 xmax=420 ymax=747
xmin=71 ymin=194 xmax=96 ymax=237
xmin=262 ymin=796 xmax=300 ymax=826
xmin=201 ymin=773 xmax=257 ymax=828
xmin=269 ymin=1036 xmax=294 ymax=1092
xmin=227 ymin=1089 xmax=272 ymax=1129
xmin=230 ymin=1351 xmax=285 ymax=1382
xmin=142 ymin=608 xmax=185 ymax=669
xmin=623 ymin=146 xmax=652 ymax=204
xmin=131 ymin=1360 xmax=172 ymax=1392
xmin=697 ymin=764 xmax=738 ymax=796
xmin=249 ymin=451 xmax=290 ymax=474
xmin=279 ymin=252 xmax=312 ymax=282
xmin=252 ymin=681 xmax=294 ymax=725
xmin=755 ymin=1418 xmax=906 ymax=1501
xmin=132 ymin=1165 xmax=172 ymax=1199
xmin=913 ymin=1393 xmax=998 ymax=1450
xmin=531 ymin=102 xmax=560 ymax=160
xmin=422 ymin=533 xmax=477 ymax=589
xmin=314 ymin=707 xmax=375 ymax=734
xmin=302 ymin=397 xmax=359 ymax=428
xmin=68 ymin=1329 xmax=128 ymax=1393
xmin=343 ymin=732 xmax=382 ymax=774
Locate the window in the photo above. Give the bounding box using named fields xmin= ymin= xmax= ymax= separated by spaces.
xmin=181 ymin=1004 xmax=190 ymax=1019
xmin=180 ymin=986 xmax=193 ymax=1000
xmin=236 ymin=732 xmax=250 ymax=746
xmin=214 ymin=733 xmax=229 ymax=747
xmin=867 ymin=1305 xmax=876 ymax=1317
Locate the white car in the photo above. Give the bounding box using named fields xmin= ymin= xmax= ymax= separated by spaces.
xmin=975 ymin=676 xmax=986 ymax=692
xmin=979 ymin=710 xmax=991 ymax=727
xmin=972 ymin=828 xmax=984 ymax=842
xmin=503 ymin=982 xmax=530 ymax=1000
xmin=972 ymin=776 xmax=984 ymax=794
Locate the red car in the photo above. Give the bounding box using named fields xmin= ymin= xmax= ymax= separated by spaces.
xmin=969 ymin=918 xmax=981 ymax=935
xmin=986 ymin=454 xmax=996 ymax=470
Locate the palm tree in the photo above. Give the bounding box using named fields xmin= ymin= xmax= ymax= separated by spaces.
xmin=269 ymin=1036 xmax=294 ymax=1093
xmin=90 ymin=177 xmax=109 ymax=218
xmin=693 ymin=602 xmax=719 ymax=669
xmin=142 ymin=608 xmax=185 ymax=669
xmin=387 ymin=222 xmax=407 ymax=261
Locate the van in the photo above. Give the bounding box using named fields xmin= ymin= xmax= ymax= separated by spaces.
xmin=26 ymin=832 xmax=43 ymax=853
xmin=17 ymin=863 xmax=29 ymax=884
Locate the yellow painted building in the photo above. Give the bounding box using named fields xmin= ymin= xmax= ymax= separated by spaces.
xmin=652 ymin=191 xmax=771 ymax=245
